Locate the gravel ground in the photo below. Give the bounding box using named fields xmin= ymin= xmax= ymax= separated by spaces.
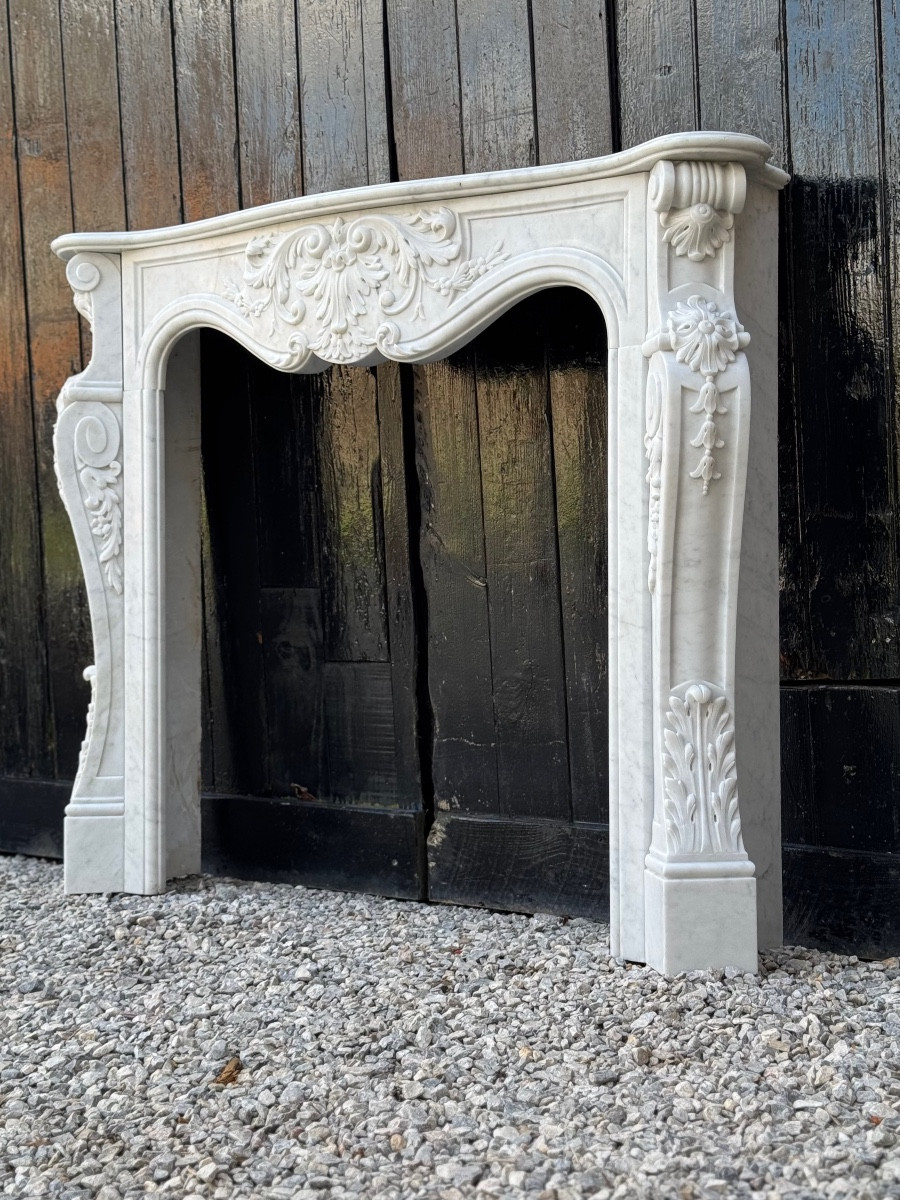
xmin=2 ymin=856 xmax=900 ymax=1199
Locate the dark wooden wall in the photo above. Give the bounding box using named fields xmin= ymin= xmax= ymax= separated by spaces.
xmin=1 ymin=0 xmax=898 ymax=954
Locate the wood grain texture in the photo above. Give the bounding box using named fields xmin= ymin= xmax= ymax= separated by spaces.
xmin=314 ymin=367 xmax=389 ymax=662
xmin=60 ymin=0 xmax=126 ymax=231
xmin=695 ymin=0 xmax=786 ymax=166
xmin=298 ymin=0 xmax=369 ymax=194
xmin=385 ymin=0 xmax=463 ymax=180
xmin=261 ymin=588 xmax=324 ymax=798
xmin=455 ymin=0 xmax=535 ymax=171
xmin=376 ymin=363 xmax=421 ymax=809
xmin=614 ymin=0 xmax=698 ymax=148
xmin=0 ymin=0 xmax=52 ymax=777
xmin=547 ymin=290 xmax=609 ymax=825
xmin=9 ymin=0 xmax=90 ymax=777
xmin=414 ymin=354 xmax=499 ymax=816
xmin=475 ymin=294 xmax=570 ymax=821
xmin=172 ymin=0 xmax=240 ymax=221
xmin=200 ymin=332 xmax=268 ymax=796
xmin=115 ymin=0 xmax=181 ymax=228
xmin=234 ymin=0 xmax=303 ymax=206
xmin=531 ymin=0 xmax=615 ymax=164
xmin=784 ymin=0 xmax=898 ymax=680
xmin=202 ymin=795 xmax=424 ymax=897
xmin=427 ymin=814 xmax=610 ymax=919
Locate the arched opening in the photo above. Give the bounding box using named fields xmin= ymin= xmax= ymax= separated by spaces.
xmin=197 ymin=287 xmax=610 ymax=914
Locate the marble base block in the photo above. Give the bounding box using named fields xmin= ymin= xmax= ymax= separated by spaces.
xmin=644 ymin=869 xmax=758 ymax=974
xmin=64 ymin=815 xmax=124 ymax=893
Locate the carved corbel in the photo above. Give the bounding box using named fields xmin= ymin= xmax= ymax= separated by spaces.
xmin=649 ymin=159 xmax=746 ymax=262
xmin=642 ymin=163 xmax=757 ymax=973
xmin=53 ymin=252 xmax=125 ymax=890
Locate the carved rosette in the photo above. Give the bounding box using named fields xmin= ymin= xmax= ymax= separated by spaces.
xmin=662 ymin=682 xmax=744 ymax=858
xmin=224 ymin=207 xmax=507 ymax=365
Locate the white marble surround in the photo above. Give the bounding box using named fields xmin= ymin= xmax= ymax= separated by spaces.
xmin=52 ymin=132 xmax=788 ymax=973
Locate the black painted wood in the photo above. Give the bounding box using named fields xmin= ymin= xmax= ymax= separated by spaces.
xmin=427 ymin=816 xmax=610 ymax=919
xmin=202 ymin=795 xmax=424 ymax=899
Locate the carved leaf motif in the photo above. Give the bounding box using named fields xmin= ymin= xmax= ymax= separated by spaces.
xmin=225 ymin=208 xmax=508 ymax=364
xmin=662 ymin=683 xmax=744 ymax=857
xmin=80 ymin=462 xmax=123 ymax=594
xmin=661 ymin=203 xmax=733 ymax=261
xmin=74 ymin=410 xmax=123 ymax=595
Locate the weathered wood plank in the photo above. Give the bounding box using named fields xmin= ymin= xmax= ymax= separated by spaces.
xmin=0 ymin=0 xmax=53 ymax=777
xmin=260 ymin=588 xmax=325 ymax=799
xmin=695 ymin=0 xmax=786 ymax=166
xmin=172 ymin=0 xmax=240 ymax=221
xmin=547 ymin=290 xmax=609 ymax=825
xmin=376 ymin=363 xmax=421 ymax=808
xmin=614 ymin=0 xmax=698 ymax=148
xmin=9 ymin=0 xmax=90 ymax=777
xmin=200 ymin=331 xmax=268 ymax=795
xmin=251 ymin=369 xmax=321 ymax=591
xmin=233 ymin=0 xmax=303 ymax=206
xmin=314 ymin=366 xmax=389 ymax=662
xmin=428 ymin=815 xmax=609 ymax=919
xmin=203 ymin=795 xmax=424 ymax=898
xmin=297 ymin=0 xmax=369 ymax=194
xmin=455 ymin=0 xmax=535 ymax=171
xmin=475 ymin=295 xmax=570 ymax=821
xmin=385 ymin=0 xmax=463 ymax=180
xmin=323 ymin=663 xmax=398 ymax=805
xmin=530 ymin=0 xmax=615 ymax=163
xmin=60 ymin=0 xmax=126 ymax=231
xmin=414 ymin=353 xmax=499 ymax=816
xmin=115 ymin=0 xmax=181 ymax=228
xmin=784 ymin=0 xmax=898 ymax=680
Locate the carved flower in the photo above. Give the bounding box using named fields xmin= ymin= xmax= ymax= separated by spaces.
xmin=662 ymin=203 xmax=733 ymax=261
xmin=667 ymin=296 xmax=744 ymax=377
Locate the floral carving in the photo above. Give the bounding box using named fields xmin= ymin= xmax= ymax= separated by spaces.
xmin=661 ymin=203 xmax=733 ymax=261
xmin=644 ymin=372 xmax=663 ymax=592
xmin=662 ymin=683 xmax=744 ymax=857
xmin=667 ymin=295 xmax=744 ymax=377
xmin=74 ymin=409 xmax=123 ymax=594
xmin=666 ymin=295 xmax=748 ymax=495
xmin=225 ymin=208 xmax=507 ymax=364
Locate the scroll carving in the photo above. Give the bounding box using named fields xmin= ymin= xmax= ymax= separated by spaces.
xmin=662 ymin=682 xmax=744 ymax=857
xmin=650 ymin=159 xmax=746 ymax=262
xmin=67 ymin=257 xmax=102 ymax=327
xmin=224 ymin=208 xmax=507 ymax=364
xmin=74 ymin=407 xmax=123 ymax=594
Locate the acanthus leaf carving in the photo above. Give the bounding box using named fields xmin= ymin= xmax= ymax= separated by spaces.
xmin=662 ymin=682 xmax=744 ymax=858
xmin=224 ymin=208 xmax=508 ymax=364
xmin=661 ymin=203 xmax=733 ymax=261
xmin=74 ymin=408 xmax=123 ymax=595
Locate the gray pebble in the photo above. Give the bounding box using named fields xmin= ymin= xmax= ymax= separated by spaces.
xmin=2 ymin=854 xmax=900 ymax=1199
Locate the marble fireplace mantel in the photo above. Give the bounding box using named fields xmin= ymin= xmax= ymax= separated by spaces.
xmin=52 ymin=131 xmax=788 ymax=973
